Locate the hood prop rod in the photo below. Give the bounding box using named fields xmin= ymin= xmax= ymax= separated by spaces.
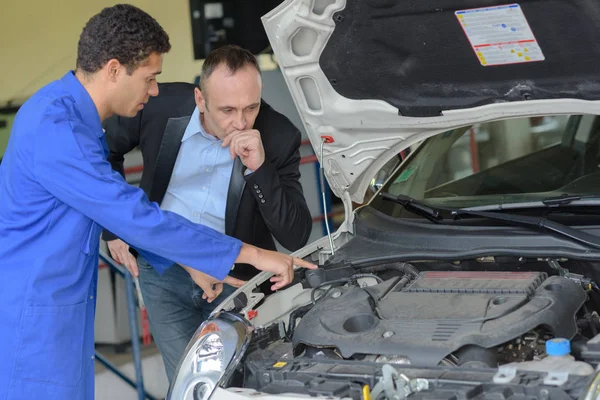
xmin=320 ymin=138 xmax=335 ymax=255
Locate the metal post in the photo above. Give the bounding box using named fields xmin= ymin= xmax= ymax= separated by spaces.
xmin=98 ymin=251 xmax=149 ymax=400
xmin=125 ymin=268 xmax=146 ymax=400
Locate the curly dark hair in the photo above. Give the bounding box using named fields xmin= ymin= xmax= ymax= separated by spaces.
xmin=76 ymin=4 xmax=171 ymax=75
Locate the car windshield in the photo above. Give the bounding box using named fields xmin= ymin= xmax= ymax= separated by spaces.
xmin=370 ymin=114 xmax=600 ymax=217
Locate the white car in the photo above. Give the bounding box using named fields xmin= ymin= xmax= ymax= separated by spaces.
xmin=168 ymin=0 xmax=600 ymax=399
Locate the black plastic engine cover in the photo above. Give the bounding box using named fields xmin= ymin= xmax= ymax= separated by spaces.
xmin=292 ymin=272 xmax=585 ymax=365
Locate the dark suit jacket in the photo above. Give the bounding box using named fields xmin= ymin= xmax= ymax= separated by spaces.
xmin=102 ymin=82 xmax=312 ymax=280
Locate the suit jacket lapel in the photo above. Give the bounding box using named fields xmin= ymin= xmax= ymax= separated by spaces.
xmin=148 ymin=116 xmax=191 ymax=204
xmin=225 ymin=157 xmax=246 ymax=236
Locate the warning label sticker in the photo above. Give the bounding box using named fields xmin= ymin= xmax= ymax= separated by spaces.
xmin=455 ymin=4 xmax=545 ymax=66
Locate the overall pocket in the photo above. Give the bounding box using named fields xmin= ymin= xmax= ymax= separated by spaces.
xmin=14 ymin=301 xmax=88 ymax=386
xmin=82 ymin=220 xmax=101 ymax=255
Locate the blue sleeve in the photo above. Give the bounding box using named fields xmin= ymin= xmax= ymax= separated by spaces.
xmin=33 ymin=111 xmax=241 ymax=280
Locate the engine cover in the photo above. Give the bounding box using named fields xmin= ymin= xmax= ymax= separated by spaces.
xmin=292 ymin=271 xmax=586 ymax=365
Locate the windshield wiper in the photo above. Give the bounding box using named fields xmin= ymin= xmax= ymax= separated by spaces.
xmin=380 ymin=193 xmax=443 ymax=223
xmin=541 ymin=194 xmax=600 ymax=207
xmin=464 ymin=194 xmax=600 ymax=211
xmin=542 ymin=194 xmax=586 ymax=206
xmin=379 ymin=192 xmax=600 ymax=250
xmin=453 ymin=209 xmax=600 ymax=249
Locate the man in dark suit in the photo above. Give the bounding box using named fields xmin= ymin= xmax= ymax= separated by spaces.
xmin=102 ymin=45 xmax=312 ymax=381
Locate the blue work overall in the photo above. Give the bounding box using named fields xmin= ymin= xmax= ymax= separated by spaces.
xmin=0 ymin=71 xmax=242 ymax=399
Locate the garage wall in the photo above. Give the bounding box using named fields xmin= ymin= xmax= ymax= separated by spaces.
xmin=0 ymin=0 xmax=276 ymax=105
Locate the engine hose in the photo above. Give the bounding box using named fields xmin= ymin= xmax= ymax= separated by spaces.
xmin=378 ymin=275 xmax=411 ymax=302
xmin=355 ymin=262 xmax=418 ymax=303
xmin=356 ymin=261 xmax=420 ymax=279
xmin=582 ymin=304 xmax=599 ymax=337
xmin=286 ymin=303 xmax=314 ymax=340
xmin=351 ymin=273 xmax=383 ymax=284
xmin=577 ymin=317 xmax=600 ymax=332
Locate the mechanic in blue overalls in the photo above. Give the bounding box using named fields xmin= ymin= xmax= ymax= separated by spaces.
xmin=0 ymin=5 xmax=315 ymax=399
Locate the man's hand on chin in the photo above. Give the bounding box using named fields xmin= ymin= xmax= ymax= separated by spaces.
xmin=222 ymin=129 xmax=265 ymax=172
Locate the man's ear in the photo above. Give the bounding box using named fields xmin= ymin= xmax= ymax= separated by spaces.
xmin=105 ymin=59 xmax=122 ymax=82
xmin=195 ymin=87 xmax=207 ymax=113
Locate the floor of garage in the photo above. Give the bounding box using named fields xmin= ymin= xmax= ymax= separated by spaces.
xmin=95 ymin=344 xmax=170 ymax=399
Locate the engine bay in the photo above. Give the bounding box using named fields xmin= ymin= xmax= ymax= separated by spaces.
xmin=227 ymin=257 xmax=600 ymax=399
xmin=293 ymin=267 xmax=585 ymax=367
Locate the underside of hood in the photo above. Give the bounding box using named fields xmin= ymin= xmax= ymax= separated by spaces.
xmin=262 ymin=0 xmax=600 ymax=203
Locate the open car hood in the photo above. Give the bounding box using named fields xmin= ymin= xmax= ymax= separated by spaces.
xmin=262 ymin=0 xmax=600 ymax=204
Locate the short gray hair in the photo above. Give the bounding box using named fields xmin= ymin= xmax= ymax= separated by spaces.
xmin=199 ymin=45 xmax=261 ymax=95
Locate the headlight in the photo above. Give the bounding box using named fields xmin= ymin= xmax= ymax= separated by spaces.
xmin=167 ymin=312 xmax=253 ymax=400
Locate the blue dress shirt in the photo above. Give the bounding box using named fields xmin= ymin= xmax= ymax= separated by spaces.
xmin=161 ymin=107 xmax=233 ymax=234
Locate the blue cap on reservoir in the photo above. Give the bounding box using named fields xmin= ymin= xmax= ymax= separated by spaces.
xmin=546 ymin=338 xmax=571 ymax=356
